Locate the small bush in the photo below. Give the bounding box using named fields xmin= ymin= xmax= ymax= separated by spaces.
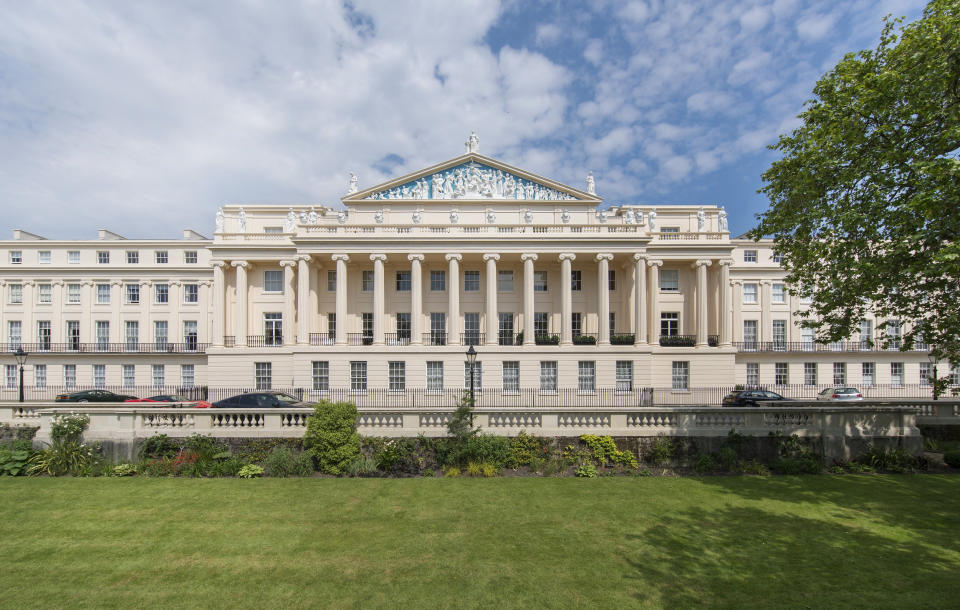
xmin=303 ymin=400 xmax=361 ymax=475
xmin=576 ymin=463 xmax=598 ymax=478
xmin=263 ymin=447 xmax=297 ymax=478
xmin=507 ymin=431 xmax=552 ymax=469
xmin=444 ymin=466 xmax=461 ymax=478
xmin=345 ymin=455 xmax=378 ymax=477
xmin=293 ymin=451 xmax=315 ymax=476
xmin=647 ymin=437 xmax=675 ymax=465
xmin=237 ymin=464 xmax=264 ymax=479
xmin=139 ymin=434 xmax=180 ymax=460
xmin=0 ymin=445 xmax=33 ymax=476
xmin=944 ymin=450 xmax=960 ymax=469
xmin=50 ymin=413 xmax=89 ymax=444
xmin=29 ymin=442 xmax=101 ymax=476
xmin=857 ymin=443 xmax=918 ymax=473
xmin=693 ymin=454 xmax=716 ymax=474
xmin=580 ymin=435 xmax=638 ymax=469
xmin=770 ymin=433 xmax=822 ymax=475
xmin=466 ymin=462 xmax=483 ymax=477
xmin=739 ymin=459 xmax=771 ymax=476
xmin=184 ymin=435 xmax=228 ymax=462
xmin=113 ymin=463 xmax=138 ymax=477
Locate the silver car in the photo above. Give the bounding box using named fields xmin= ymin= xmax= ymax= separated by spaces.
xmin=816 ymin=387 xmax=864 ymax=401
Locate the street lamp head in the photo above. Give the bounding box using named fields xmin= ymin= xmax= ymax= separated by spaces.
xmin=466 ymin=345 xmax=477 ymax=365
xmin=14 ymin=347 xmax=28 ymax=366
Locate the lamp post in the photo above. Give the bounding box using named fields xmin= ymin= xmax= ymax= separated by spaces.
xmin=928 ymin=350 xmax=939 ymax=401
xmin=466 ymin=345 xmax=477 ymax=407
xmin=14 ymin=347 xmax=28 ymax=403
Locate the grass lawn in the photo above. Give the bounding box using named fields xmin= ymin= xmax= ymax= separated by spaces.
xmin=1 ymin=475 xmax=958 ymax=608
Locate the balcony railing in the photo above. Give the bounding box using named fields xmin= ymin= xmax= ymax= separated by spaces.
xmin=385 ymin=333 xmax=411 ymax=346
xmin=347 ymin=333 xmax=373 ymax=346
xmin=247 ymin=335 xmax=284 ymax=347
xmin=733 ymin=341 xmax=931 ymax=353
xmin=308 ymin=332 xmax=335 ymax=346
xmin=535 ymin=334 xmax=561 ymax=346
xmin=0 ymin=342 xmax=209 ymax=354
xmin=572 ymin=333 xmax=598 ymax=346
xmin=461 ymin=332 xmax=484 ymax=346
xmin=659 ymin=335 xmax=719 ymax=347
xmin=423 ymin=332 xmax=447 ymax=346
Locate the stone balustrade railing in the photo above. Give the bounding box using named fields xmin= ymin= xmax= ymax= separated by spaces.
xmin=2 ymin=401 xmax=949 ymax=461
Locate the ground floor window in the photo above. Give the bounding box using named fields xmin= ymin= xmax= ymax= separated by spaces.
xmin=152 ymin=364 xmax=165 ymax=389
xmin=833 ymin=362 xmax=846 ymax=385
xmin=502 ymin=361 xmax=519 ymax=392
xmin=426 ymin=361 xmax=444 ymax=391
xmin=254 ymin=362 xmax=271 ymax=390
xmin=540 ymin=361 xmax=557 ymax=392
xmin=350 ymin=361 xmax=367 ymax=392
xmin=34 ymin=364 xmax=46 ymax=389
xmin=578 ymin=361 xmax=596 ymax=393
xmin=123 ymin=364 xmax=135 ymax=389
xmin=616 ymin=361 xmax=633 ymax=392
xmin=804 ymin=363 xmax=817 ymax=386
xmin=862 ymin=362 xmax=875 ymax=387
xmin=94 ymin=364 xmax=106 ymax=389
xmin=4 ymin=365 xmax=15 ymax=389
xmin=746 ymin=363 xmax=759 ymax=387
xmin=64 ymin=365 xmax=76 ymax=389
xmin=388 ymin=361 xmax=406 ymax=391
xmin=775 ymin=362 xmax=788 ymax=385
xmin=890 ymin=362 xmax=903 ymax=387
xmin=181 ymin=364 xmax=195 ymax=389
xmin=672 ymin=361 xmax=689 ymax=390
xmin=312 ymin=361 xmax=329 ymax=391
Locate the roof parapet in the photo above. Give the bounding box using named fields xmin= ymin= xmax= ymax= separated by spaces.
xmin=98 ymin=229 xmax=126 ymax=240
xmin=12 ymin=229 xmax=47 ymax=240
xmin=182 ymin=229 xmax=208 ymax=240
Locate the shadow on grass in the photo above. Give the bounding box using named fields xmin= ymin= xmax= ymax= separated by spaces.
xmin=624 ymin=502 xmax=960 ymax=608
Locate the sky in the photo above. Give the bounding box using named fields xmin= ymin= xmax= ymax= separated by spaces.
xmin=0 ymin=0 xmax=928 ymax=240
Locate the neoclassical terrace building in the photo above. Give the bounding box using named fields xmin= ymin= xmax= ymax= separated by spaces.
xmin=0 ymin=136 xmax=948 ymax=398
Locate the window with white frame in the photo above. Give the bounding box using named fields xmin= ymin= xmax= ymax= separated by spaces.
xmin=66 ymin=321 xmax=79 ymax=350
xmin=94 ymin=364 xmax=106 ymax=389
xmin=609 ymin=312 xmax=616 ymax=335
xmin=5 ymin=365 xmax=16 ymax=389
xmin=464 ymin=361 xmax=482 ymax=391
xmin=463 ymin=270 xmax=480 ymax=292
xmin=498 ymin=270 xmax=514 ymax=292
xmin=95 ymin=321 xmax=110 ymax=349
xmin=799 ymin=291 xmax=813 ymax=305
xmin=950 ymin=365 xmax=960 ymax=386
xmin=388 ymin=361 xmax=406 ymax=391
xmin=326 ymin=313 xmax=336 ymax=339
xmin=502 ymin=361 xmax=520 ymax=392
xmin=152 ymin=364 xmax=165 ymax=389
xmin=890 ymin=362 xmax=904 ymax=386
xmin=742 ymin=283 xmax=758 ymax=304
xmin=430 ymin=270 xmax=446 ymax=291
xmin=38 ymin=283 xmax=51 ymax=304
xmin=886 ymin=320 xmax=902 ymax=350
xmin=184 ymin=321 xmax=198 ymax=350
xmin=312 ymin=361 xmax=329 ymax=391
xmin=125 ymin=321 xmax=139 ymax=350
xmin=154 ymin=283 xmax=168 ymax=304
xmin=254 ymin=362 xmax=271 ymax=390
xmin=8 ymin=321 xmax=21 ymax=348
xmin=746 ymin=363 xmax=759 ymax=387
xmin=154 ymin=321 xmax=168 ymax=348
xmin=68 ymin=251 xmax=80 ymax=264
xmin=155 ymin=250 xmax=168 ymax=264
xmin=859 ymin=320 xmax=873 ymax=348
xmin=660 ymin=312 xmax=679 ymax=337
xmin=67 ymin=283 xmax=81 ymax=304
xmin=350 ymin=361 xmax=367 ymax=392
xmin=804 ymin=363 xmax=817 ymax=386
xmin=775 ymin=362 xmax=789 ymax=385
xmin=744 ymin=250 xmax=757 ymax=263
xmin=616 ymin=361 xmax=633 ymax=392
xmin=125 ymin=284 xmax=140 ymax=304
xmin=833 ymin=362 xmax=847 ymax=385
xmin=534 ymin=270 xmax=548 ymax=292
xmin=534 ymin=312 xmax=549 ymax=338
xmin=498 ymin=312 xmax=514 ymax=345
xmin=264 ymin=270 xmax=283 ymax=293
xmin=34 ymin=364 xmax=46 ymax=389
xmin=361 ymin=313 xmax=373 ymax=343
xmin=772 ymin=283 xmax=785 ymax=303
xmin=800 ymin=327 xmax=815 ymax=349
xmin=578 ymin=361 xmax=596 ymax=393
xmin=464 ymin=313 xmax=480 ymax=345
xmin=183 ymin=284 xmax=199 ymax=303
xmin=540 ymin=361 xmax=558 ymax=392
xmin=426 ymin=361 xmax=444 ymax=391
xmin=9 ymin=250 xmax=22 ymax=264
xmin=570 ymin=270 xmax=582 ymax=291
xmin=772 ymin=320 xmax=787 ymax=349
xmin=97 ymin=283 xmax=111 ymax=304
xmin=264 ymin=313 xmax=282 ymax=345
xmin=608 ymin=269 xmax=616 ymax=291
xmin=36 ymin=320 xmax=51 ymax=350
xmin=64 ymin=364 xmax=76 ymax=389
xmin=862 ymin=362 xmax=875 ymax=387
xmin=361 ymin=270 xmax=374 ymax=292
xmin=122 ymin=364 xmax=135 ymax=388
xmin=38 ymin=250 xmax=51 ymax=264
xmin=396 ymin=271 xmax=411 ymax=291
xmin=430 ymin=312 xmax=446 ymax=345
xmin=184 ymin=251 xmax=198 ymax=264
xmin=327 ymin=270 xmax=337 ymax=291
xmin=919 ymin=362 xmax=931 ymax=386
xmin=126 ymin=251 xmax=139 ymax=264
xmin=97 ymin=250 xmax=110 ymax=264
xmin=772 ymin=252 xmax=783 ymax=263
xmin=672 ymin=361 xmax=690 ymax=390
xmin=181 ymin=364 xmax=195 ymax=388
xmin=9 ymin=283 xmax=22 ymax=304
xmin=394 ymin=313 xmax=411 ymax=343
xmin=660 ymin=269 xmax=679 ymax=292
xmin=571 ymin=312 xmax=583 ymax=336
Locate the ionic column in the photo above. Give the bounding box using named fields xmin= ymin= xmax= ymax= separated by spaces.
xmin=409 ymin=254 xmax=424 ymax=345
xmin=110 ymin=280 xmax=122 ymax=344
xmin=140 ymin=281 xmax=152 ymax=345
xmin=370 ymin=254 xmax=387 ymax=345
xmin=760 ymin=280 xmax=772 ymax=342
xmin=596 ymin=253 xmax=613 ymax=345
xmin=719 ymin=260 xmax=733 ymax=347
xmin=332 ymin=254 xmax=349 ymax=345
xmin=559 ymin=253 xmax=576 ymax=345
xmin=521 ymin=253 xmax=538 ymax=345
xmin=280 ymin=260 xmax=297 ymax=346
xmin=695 ymin=259 xmax=712 ymax=347
xmin=483 ymin=254 xmax=500 ymax=345
xmin=212 ymin=261 xmax=226 ymax=346
xmin=647 ymin=260 xmax=663 ymax=345
xmin=296 ymin=255 xmax=311 ymax=345
xmin=633 ymin=254 xmax=647 ymax=345
xmin=446 ymin=254 xmax=462 ymax=345
xmin=231 ymin=261 xmax=249 ymax=346
xmin=731 ymin=280 xmax=743 ymax=342
xmin=52 ymin=281 xmax=64 ymax=343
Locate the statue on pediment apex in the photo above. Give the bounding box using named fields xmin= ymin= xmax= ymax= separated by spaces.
xmin=465 ymin=131 xmax=479 ymax=154
xmin=719 ymin=206 xmax=728 ymax=232
xmin=648 ymin=207 xmax=657 ymax=231
xmin=697 ymin=206 xmax=706 ymax=232
xmin=586 ymin=171 xmax=596 ymax=195
xmin=215 ymin=207 xmax=224 ymax=233
xmin=238 ymin=207 xmax=247 ymax=233
xmin=308 ymin=207 xmax=318 ymax=224
xmin=625 ymin=209 xmax=635 ymax=224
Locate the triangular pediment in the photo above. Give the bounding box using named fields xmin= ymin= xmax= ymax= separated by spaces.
xmin=342 ymin=153 xmax=600 ymax=204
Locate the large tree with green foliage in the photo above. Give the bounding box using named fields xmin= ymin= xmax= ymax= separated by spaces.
xmin=751 ymin=0 xmax=960 ymax=365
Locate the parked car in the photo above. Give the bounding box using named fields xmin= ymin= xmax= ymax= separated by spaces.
xmin=816 ymin=387 xmax=864 ymax=401
xmin=212 ymin=391 xmax=309 ymax=408
xmin=124 ymin=394 xmax=213 ymax=408
xmin=722 ymin=389 xmax=793 ymax=407
xmin=55 ymin=389 xmax=139 ymax=403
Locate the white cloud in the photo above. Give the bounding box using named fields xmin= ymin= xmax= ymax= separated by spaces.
xmin=584 ymin=39 xmax=604 ymax=66
xmin=618 ymin=1 xmax=651 ymax=23
xmin=661 ymin=155 xmax=693 ymax=181
xmin=686 ymin=90 xmax=736 ymax=114
xmin=739 ymin=6 xmax=771 ymax=33
xmin=536 ymin=23 xmax=562 ymax=46
xmin=796 ymin=11 xmax=839 ymax=41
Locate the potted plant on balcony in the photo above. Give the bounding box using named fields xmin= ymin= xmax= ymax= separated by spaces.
xmin=660 ymin=335 xmax=695 ymax=347
xmin=573 ymin=334 xmax=597 ymax=345
xmin=535 ymin=334 xmax=560 ymax=345
xmin=610 ymin=334 xmax=635 ymax=345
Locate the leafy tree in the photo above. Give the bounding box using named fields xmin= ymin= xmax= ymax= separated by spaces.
xmin=751 ymin=0 xmax=960 ymax=364
xmin=303 ymin=400 xmax=360 ymax=475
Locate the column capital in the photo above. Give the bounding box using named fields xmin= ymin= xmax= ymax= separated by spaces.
xmin=199 ymin=280 xmax=213 ymax=287
xmin=633 ymin=253 xmax=647 ymax=262
xmin=295 ymin=254 xmax=312 ymax=263
xmin=408 ymin=253 xmax=425 ymax=262
xmin=520 ymin=253 xmax=538 ymax=262
xmin=558 ymin=253 xmax=576 ymax=262
xmin=230 ymin=260 xmax=249 ymax=269
xmin=110 ymin=280 xmax=122 ymax=287
xmin=482 ymin=253 xmax=500 ymax=262
xmin=170 ymin=280 xmax=182 ymax=287
xmin=52 ymin=280 xmax=64 ymax=286
xmin=369 ymin=253 xmax=388 ymax=262
xmin=760 ymin=279 xmax=772 ymax=286
xmin=719 ymin=259 xmax=735 ymax=267
xmin=210 ymin=260 xmax=227 ymax=268
xmin=595 ymin=253 xmax=614 ymax=262
xmin=82 ymin=280 xmax=94 ymax=286
xmin=140 ymin=280 xmax=152 ymax=287
xmin=444 ymin=253 xmax=462 ymax=262
xmin=331 ymin=254 xmax=350 ymax=263
xmin=694 ymin=259 xmax=713 ymax=268
xmin=646 ymin=259 xmax=663 ymax=268
xmin=279 ymin=259 xmax=297 ymax=268
xmin=730 ymin=279 xmax=743 ymax=286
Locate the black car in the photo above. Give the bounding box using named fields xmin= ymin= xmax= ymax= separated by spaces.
xmin=722 ymin=389 xmax=792 ymax=407
xmin=212 ymin=391 xmax=309 ymax=408
xmin=55 ymin=389 xmax=139 ymax=403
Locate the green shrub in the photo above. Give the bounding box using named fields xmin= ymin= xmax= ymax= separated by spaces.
xmin=447 ymin=392 xmax=478 ymax=441
xmin=437 ymin=434 xmax=511 ymax=469
xmin=507 ymin=431 xmax=552 ymax=468
xmin=113 ymin=463 xmax=138 ymax=477
xmin=344 ymin=455 xmax=378 ymax=477
xmin=0 ymin=446 xmax=32 ymax=476
xmin=50 ymin=413 xmax=89 ymax=444
xmin=580 ymin=435 xmax=638 ymax=469
xmin=303 ymin=400 xmax=361 ymax=475
xmin=293 ymin=451 xmax=315 ymax=476
xmin=139 ymin=434 xmax=180 ymax=460
xmin=576 ymin=463 xmax=598 ymax=478
xmin=263 ymin=447 xmax=297 ymax=478
xmin=856 ymin=443 xmax=918 ymax=473
xmin=444 ymin=466 xmax=461 ymax=478
xmin=770 ymin=433 xmax=822 ymax=475
xmin=466 ymin=461 xmax=483 ymax=476
xmin=740 ymin=459 xmax=771 ymax=476
xmin=693 ymin=454 xmax=716 ymax=474
xmin=237 ymin=464 xmax=264 ymax=479
xmin=944 ymin=450 xmax=960 ymax=469
xmin=236 ymin=439 xmax=302 ymax=464
xmin=184 ymin=435 xmax=228 ymax=462
xmin=28 ymin=442 xmax=100 ymax=476
xmin=647 ymin=437 xmax=675 ymax=465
